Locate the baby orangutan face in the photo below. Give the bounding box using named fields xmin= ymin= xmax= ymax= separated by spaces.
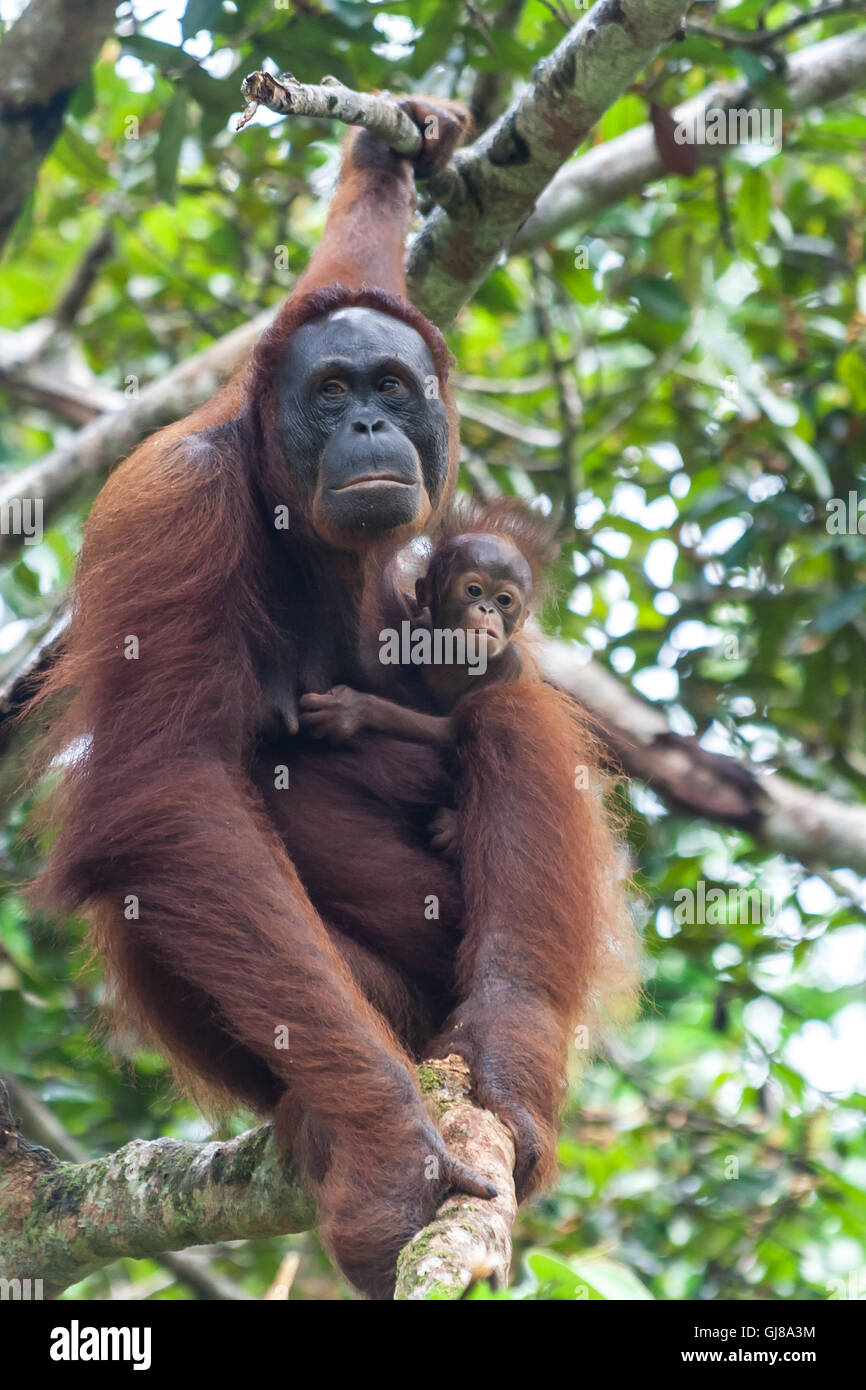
xmin=417 ymin=533 xmax=533 ymax=662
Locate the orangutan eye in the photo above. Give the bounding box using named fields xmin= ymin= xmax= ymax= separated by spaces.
xmin=320 ymin=378 xmax=347 ymax=398
xmin=497 ymin=593 xmax=513 ymax=608
xmin=378 ymin=375 xmax=407 ymax=396
xmin=466 ymin=583 xmax=483 ymax=598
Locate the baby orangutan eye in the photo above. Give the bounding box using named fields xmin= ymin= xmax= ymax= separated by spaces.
xmin=497 ymin=593 xmax=513 ymax=608
xmin=466 ymin=583 xmax=483 ymax=598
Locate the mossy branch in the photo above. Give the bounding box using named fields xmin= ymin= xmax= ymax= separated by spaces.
xmin=0 ymin=1079 xmax=312 ymax=1298
xmin=0 ymin=1065 xmax=515 ymax=1300
xmin=397 ymin=1056 xmax=517 ymax=1300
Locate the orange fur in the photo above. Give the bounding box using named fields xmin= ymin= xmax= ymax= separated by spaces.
xmin=25 ymin=104 xmax=637 ymax=1298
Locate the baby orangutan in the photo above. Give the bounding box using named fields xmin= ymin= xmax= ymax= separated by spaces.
xmin=299 ymin=501 xmax=557 ymax=855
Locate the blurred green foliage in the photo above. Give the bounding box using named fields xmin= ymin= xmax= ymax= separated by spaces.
xmin=1 ymin=0 xmax=865 ymax=1301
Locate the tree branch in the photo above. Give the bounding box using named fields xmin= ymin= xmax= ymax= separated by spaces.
xmin=0 ymin=1077 xmax=314 ymax=1298
xmin=0 ymin=608 xmax=68 ymax=755
xmin=0 ymin=0 xmax=117 ymax=250
xmin=515 ymin=27 xmax=866 ymax=249
xmin=236 ymin=72 xmax=423 ymax=149
xmin=406 ymin=0 xmax=693 ymax=322
xmin=2 ymin=1076 xmax=255 ymax=1301
xmin=0 ymin=362 xmax=119 ymax=425
xmin=686 ymin=2 xmax=861 ymax=54
xmin=0 ymin=1059 xmax=513 ymax=1301
xmin=234 ymin=3 xmax=696 ymax=324
xmin=0 ymin=310 xmax=274 ymax=561
xmin=396 ymin=1057 xmax=516 ymax=1300
xmin=540 ymin=640 xmax=866 ymax=876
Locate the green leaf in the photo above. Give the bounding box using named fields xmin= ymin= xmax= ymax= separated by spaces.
xmin=810 ymin=588 xmax=866 ymax=635
xmin=121 ymin=34 xmax=189 ymax=68
xmin=185 ymin=65 xmax=239 ymax=116
xmin=155 ymin=89 xmax=188 ymax=204
xmin=837 ymin=347 xmax=866 ymax=412
xmin=52 ymin=125 xmax=111 ymax=186
xmin=782 ymin=431 xmax=832 ymax=500
xmin=69 ymin=73 xmax=96 ymax=121
xmin=526 ymin=1250 xmax=655 ymax=1301
xmin=738 ymin=167 xmax=771 ymax=243
xmin=628 ymin=276 xmax=690 ymax=324
xmin=732 ymin=47 xmax=771 ymax=86
xmin=568 ymin=1256 xmax=655 ymax=1301
xmin=181 ymin=0 xmax=225 ymax=40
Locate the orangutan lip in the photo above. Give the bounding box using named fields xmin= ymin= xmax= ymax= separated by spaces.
xmin=332 ymin=474 xmax=413 ymax=491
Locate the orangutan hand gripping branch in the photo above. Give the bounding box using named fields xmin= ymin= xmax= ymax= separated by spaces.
xmin=29 ymin=96 xmax=637 ymax=1299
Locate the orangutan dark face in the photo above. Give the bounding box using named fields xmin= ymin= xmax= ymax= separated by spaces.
xmin=278 ymin=307 xmax=451 ymax=547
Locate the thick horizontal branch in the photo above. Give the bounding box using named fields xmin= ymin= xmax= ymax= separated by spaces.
xmin=0 ymin=1059 xmax=512 ymax=1300
xmin=0 ymin=362 xmax=119 ymax=426
xmin=540 ymin=640 xmax=866 ymax=876
xmin=0 ymin=318 xmax=123 ymax=427
xmin=0 ymin=311 xmax=273 ymax=562
xmin=0 ymin=1088 xmax=313 ymax=1298
xmin=2 ymin=1075 xmax=254 ymax=1301
xmin=515 ymin=27 xmax=866 ymax=249
xmin=0 ymin=0 xmax=117 ymax=251
xmin=406 ymin=0 xmax=692 ymax=322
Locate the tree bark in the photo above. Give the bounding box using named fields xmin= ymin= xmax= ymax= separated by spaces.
xmin=515 ymin=28 xmax=866 ymax=248
xmin=0 ymin=311 xmax=273 ymax=561
xmin=541 ymin=640 xmax=866 ymax=876
xmin=0 ymin=0 xmax=117 ymax=250
xmin=236 ymin=72 xmax=423 ymax=148
xmin=0 ymin=1062 xmax=513 ymax=1301
xmin=0 ymin=1078 xmax=314 ymax=1298
xmin=395 ymin=1058 xmax=517 ymax=1300
xmin=406 ymin=0 xmax=693 ymax=322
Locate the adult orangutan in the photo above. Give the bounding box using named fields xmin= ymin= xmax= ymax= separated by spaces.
xmin=30 ymin=99 xmax=638 ymax=1299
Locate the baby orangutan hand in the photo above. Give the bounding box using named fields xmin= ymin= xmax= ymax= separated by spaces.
xmin=299 ymin=686 xmax=367 ymax=744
